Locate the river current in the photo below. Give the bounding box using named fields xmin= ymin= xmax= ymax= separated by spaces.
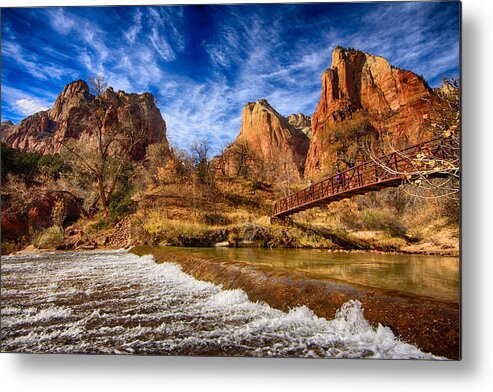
xmin=1 ymin=250 xmax=443 ymax=359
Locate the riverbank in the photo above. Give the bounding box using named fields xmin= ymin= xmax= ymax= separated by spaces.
xmin=131 ymin=246 xmax=460 ymax=359
xmin=2 ymin=174 xmax=459 ymax=257
xmin=72 ymin=215 xmax=460 ymax=256
xmin=5 ymin=222 xmax=459 ymax=257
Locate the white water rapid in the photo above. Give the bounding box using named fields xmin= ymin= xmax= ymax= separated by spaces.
xmin=1 ymin=250 xmax=442 ymax=359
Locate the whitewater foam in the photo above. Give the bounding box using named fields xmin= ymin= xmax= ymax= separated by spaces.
xmin=1 ymin=250 xmax=443 ymax=359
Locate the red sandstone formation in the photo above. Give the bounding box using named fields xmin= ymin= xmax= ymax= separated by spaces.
xmin=305 ymin=46 xmax=436 ymax=177
xmin=1 ymin=191 xmax=85 ymax=241
xmin=1 ymin=80 xmax=169 ymax=160
xmin=221 ymin=99 xmax=310 ymax=179
xmin=287 ymin=113 xmax=312 ymax=139
xmin=1 ymin=120 xmax=15 ymax=141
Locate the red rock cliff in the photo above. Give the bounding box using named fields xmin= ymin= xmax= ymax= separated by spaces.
xmin=305 ymin=46 xmax=435 ymax=177
xmin=221 ymin=99 xmax=309 ymax=179
xmin=1 ymin=80 xmax=169 ymax=159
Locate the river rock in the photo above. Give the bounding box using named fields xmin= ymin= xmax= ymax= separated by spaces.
xmin=214 ymin=241 xmax=230 ymax=247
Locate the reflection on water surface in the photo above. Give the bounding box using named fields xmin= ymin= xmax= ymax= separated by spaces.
xmin=170 ymin=247 xmax=459 ymax=302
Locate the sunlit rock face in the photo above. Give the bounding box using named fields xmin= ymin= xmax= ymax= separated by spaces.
xmin=287 ymin=113 xmax=312 ymax=139
xmin=220 ymin=99 xmax=310 ymax=180
xmin=1 ymin=80 xmax=169 ymax=160
xmin=1 ymin=120 xmax=15 ymax=141
xmin=305 ymin=46 xmax=436 ymax=177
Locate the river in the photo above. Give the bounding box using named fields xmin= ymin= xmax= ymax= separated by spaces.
xmin=1 ymin=248 xmax=459 ymax=359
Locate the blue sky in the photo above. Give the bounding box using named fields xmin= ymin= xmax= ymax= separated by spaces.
xmin=1 ymin=2 xmax=460 ymax=154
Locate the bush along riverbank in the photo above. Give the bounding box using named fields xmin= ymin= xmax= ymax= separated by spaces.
xmin=5 ymin=208 xmax=459 ymax=257
xmin=2 ymin=140 xmax=458 ymax=257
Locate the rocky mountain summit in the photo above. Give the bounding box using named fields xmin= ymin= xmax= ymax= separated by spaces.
xmin=305 ymin=46 xmax=436 ymax=177
xmin=287 ymin=113 xmax=312 ymax=138
xmin=220 ymin=99 xmax=310 ymax=179
xmin=2 ymin=47 xmax=448 ymax=183
xmin=1 ymin=80 xmax=169 ymax=159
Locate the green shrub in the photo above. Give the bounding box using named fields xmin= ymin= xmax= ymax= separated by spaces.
xmin=1 ymin=142 xmax=41 ymax=182
xmin=88 ymin=217 xmax=110 ymax=232
xmin=33 ymin=226 xmax=64 ymax=249
xmin=1 ymin=240 xmax=22 ymax=255
xmin=38 ymin=153 xmax=71 ymax=179
xmin=108 ymin=181 xmax=135 ymax=221
xmin=1 ymin=143 xmax=70 ymax=182
xmin=109 ymin=197 xmax=134 ymax=220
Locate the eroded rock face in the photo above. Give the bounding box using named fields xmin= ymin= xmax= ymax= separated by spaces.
xmin=220 ymin=99 xmax=309 ymax=179
xmin=2 ymin=80 xmax=169 ymax=159
xmin=287 ymin=113 xmax=312 ymax=138
xmin=1 ymin=120 xmax=15 ymax=142
xmin=305 ymin=46 xmax=436 ymax=177
xmin=1 ymin=191 xmax=84 ymax=241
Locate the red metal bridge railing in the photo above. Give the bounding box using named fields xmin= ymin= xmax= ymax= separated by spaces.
xmin=272 ymin=137 xmax=458 ymax=218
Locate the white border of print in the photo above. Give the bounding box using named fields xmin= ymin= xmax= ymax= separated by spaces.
xmin=1 ymin=1 xmax=492 ymax=392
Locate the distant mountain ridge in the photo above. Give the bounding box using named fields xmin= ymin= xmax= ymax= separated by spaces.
xmin=1 ymin=80 xmax=169 ymax=160
xmin=2 ymin=46 xmax=448 ymax=181
xmin=287 ymin=113 xmax=312 ymax=139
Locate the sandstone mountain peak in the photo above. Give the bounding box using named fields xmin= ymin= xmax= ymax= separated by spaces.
xmin=305 ymin=45 xmax=436 ymax=177
xmin=1 ymin=120 xmax=16 ymax=143
xmin=51 ymin=79 xmax=92 ymax=118
xmin=2 ymin=80 xmax=169 ymax=159
xmin=287 ymin=113 xmax=312 ymax=138
xmin=437 ymin=80 xmax=456 ymax=96
xmin=244 ymin=99 xmax=278 ymax=114
xmin=256 ymin=98 xmax=274 ymax=109
xmin=220 ymin=99 xmax=309 ymax=179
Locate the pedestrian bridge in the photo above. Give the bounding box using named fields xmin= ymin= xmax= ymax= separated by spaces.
xmin=271 ymin=137 xmax=458 ymax=221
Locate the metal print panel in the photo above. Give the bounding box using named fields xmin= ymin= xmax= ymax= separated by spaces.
xmin=0 ymin=1 xmax=461 ymax=359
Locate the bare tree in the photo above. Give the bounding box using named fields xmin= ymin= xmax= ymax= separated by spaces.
xmin=188 ymin=139 xmax=216 ymax=205
xmin=268 ymin=149 xmax=297 ymax=198
xmin=88 ymin=75 xmax=108 ymax=96
xmin=227 ymin=140 xmax=256 ymax=178
xmin=367 ymin=78 xmax=460 ymax=201
xmin=190 ymin=139 xmax=212 ymax=182
xmin=61 ymin=76 xmax=146 ymax=216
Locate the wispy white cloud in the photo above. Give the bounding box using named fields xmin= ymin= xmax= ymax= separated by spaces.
xmin=15 ymin=98 xmax=50 ymax=116
xmin=2 ymin=41 xmax=75 ymax=81
xmin=203 ymin=25 xmax=243 ymax=69
xmin=125 ymin=9 xmax=142 ymax=44
xmin=1 ymin=85 xmax=55 ymax=119
xmin=47 ymin=8 xmax=76 ymax=35
xmin=150 ymin=27 xmax=175 ymax=61
xmin=44 ymin=8 xmax=110 ymax=75
xmin=204 ymin=44 xmax=233 ymax=69
xmin=145 ymin=7 xmax=185 ymax=62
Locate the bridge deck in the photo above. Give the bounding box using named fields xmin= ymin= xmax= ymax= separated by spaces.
xmin=272 ymin=138 xmax=457 ymax=220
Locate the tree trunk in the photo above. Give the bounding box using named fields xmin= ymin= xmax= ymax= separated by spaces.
xmin=97 ymin=175 xmax=109 ymax=217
